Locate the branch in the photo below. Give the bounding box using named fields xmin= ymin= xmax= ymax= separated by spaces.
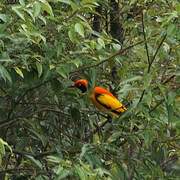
xmin=138 ymin=33 xmax=167 ymax=103
xmin=84 ymin=117 xmax=111 ymax=141
xmin=13 ymin=150 xmax=56 ymax=159
xmin=147 ymin=33 xmax=167 ymax=73
xmin=149 ymin=75 xmax=177 ymax=113
xmin=160 ymin=155 xmax=179 ymax=171
xmin=0 ymin=107 xmax=70 ymax=129
xmin=84 ymin=113 xmax=127 ymax=145
xmin=63 ymin=10 xmax=78 ymax=22
xmin=141 ymin=11 xmax=151 ymax=69
xmin=5 ymin=79 xmax=52 ymax=123
xmin=0 ymin=168 xmax=33 ymax=174
xmin=71 ymin=40 xmax=144 ymax=73
xmin=149 ymin=98 xmax=165 ymax=113
xmin=0 ymin=167 xmax=47 ymax=176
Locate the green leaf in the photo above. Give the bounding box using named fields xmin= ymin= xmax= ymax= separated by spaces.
xmin=57 ymin=0 xmax=78 ymax=10
xmin=55 ymin=167 xmax=71 ymax=180
xmin=68 ymin=28 xmax=77 ymax=42
xmin=12 ymin=6 xmax=25 ymax=21
xmin=36 ymin=62 xmax=43 ymax=78
xmin=97 ymin=38 xmax=105 ymax=48
xmin=23 ymin=8 xmax=35 ymax=22
xmin=143 ymin=73 xmax=152 ymax=89
xmin=167 ymin=24 xmax=176 ymax=36
xmin=176 ymin=3 xmax=180 ymax=14
xmin=75 ymin=23 xmax=85 ymax=37
xmin=56 ymin=65 xmax=71 ymax=78
xmin=0 ymin=64 xmax=12 ymax=83
xmin=40 ymin=1 xmax=54 ymax=17
xmin=75 ymin=165 xmax=89 ymax=180
xmin=70 ymin=107 xmax=81 ymax=121
xmin=0 ymin=139 xmax=5 ymax=157
xmin=0 ymin=138 xmax=12 ymax=166
xmin=19 ymin=0 xmax=25 ymax=6
xmin=57 ymin=0 xmax=72 ymax=5
xmin=47 ymin=155 xmax=62 ymax=163
xmin=14 ymin=67 xmax=24 ymax=78
xmin=33 ymin=2 xmax=41 ymax=17
xmin=28 ymin=128 xmax=47 ymax=147
xmin=26 ymin=155 xmax=43 ymax=169
xmin=0 ymin=14 xmax=8 ymax=23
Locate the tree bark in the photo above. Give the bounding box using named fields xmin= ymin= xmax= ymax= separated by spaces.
xmin=110 ymin=0 xmax=124 ymax=44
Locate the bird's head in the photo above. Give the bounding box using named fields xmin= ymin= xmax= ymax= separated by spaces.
xmin=71 ymin=79 xmax=88 ymax=93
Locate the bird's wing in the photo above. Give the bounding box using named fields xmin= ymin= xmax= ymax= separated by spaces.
xmin=95 ymin=93 xmax=126 ymax=115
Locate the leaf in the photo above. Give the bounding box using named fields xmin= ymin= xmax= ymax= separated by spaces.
xmin=107 ymin=131 xmax=122 ymax=143
xmin=112 ymin=43 xmax=121 ymax=50
xmin=68 ymin=28 xmax=77 ymax=42
xmin=75 ymin=23 xmax=85 ymax=37
xmin=0 ymin=58 xmax=12 ymax=62
xmin=0 ymin=14 xmax=8 ymax=23
xmin=70 ymin=107 xmax=81 ymax=121
xmin=120 ymin=76 xmax=142 ymax=85
xmin=23 ymin=8 xmax=35 ymax=22
xmin=47 ymin=155 xmax=62 ymax=163
xmin=56 ymin=65 xmax=71 ymax=78
xmin=33 ymin=2 xmax=41 ymax=17
xmin=0 ymin=139 xmax=5 ymax=157
xmin=80 ymin=144 xmax=90 ymax=159
xmin=36 ymin=62 xmax=43 ymax=78
xmin=167 ymin=24 xmax=176 ymax=36
xmin=40 ymin=1 xmax=54 ymax=17
xmin=57 ymin=0 xmax=72 ymax=5
xmin=19 ymin=0 xmax=25 ymax=6
xmin=97 ymin=38 xmax=105 ymax=48
xmin=39 ymin=15 xmax=47 ymax=25
xmin=55 ymin=167 xmax=71 ymax=180
xmin=14 ymin=67 xmax=24 ymax=78
xmin=0 ymin=138 xmax=12 ymax=166
xmin=28 ymin=128 xmax=47 ymax=147
xmin=143 ymin=73 xmax=152 ymax=89
xmin=176 ymin=3 xmax=180 ymax=14
xmin=0 ymin=64 xmax=12 ymax=83
xmin=12 ymin=6 xmax=25 ymax=21
xmin=57 ymin=0 xmax=78 ymax=10
xmin=73 ymin=59 xmax=82 ymax=67
xmin=75 ymin=165 xmax=88 ymax=180
xmin=25 ymin=155 xmax=43 ymax=169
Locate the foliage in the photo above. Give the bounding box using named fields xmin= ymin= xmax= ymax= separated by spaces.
xmin=0 ymin=0 xmax=179 ymax=179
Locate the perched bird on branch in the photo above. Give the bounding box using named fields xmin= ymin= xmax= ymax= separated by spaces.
xmin=71 ymin=79 xmax=127 ymax=118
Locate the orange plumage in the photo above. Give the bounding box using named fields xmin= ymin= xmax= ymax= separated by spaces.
xmin=72 ymin=79 xmax=127 ymax=117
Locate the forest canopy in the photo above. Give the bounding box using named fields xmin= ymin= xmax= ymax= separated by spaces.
xmin=0 ymin=0 xmax=179 ymax=179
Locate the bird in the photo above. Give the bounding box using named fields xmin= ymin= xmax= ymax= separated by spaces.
xmin=71 ymin=79 xmax=127 ymax=118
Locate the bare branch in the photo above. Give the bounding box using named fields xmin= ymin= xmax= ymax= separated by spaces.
xmin=141 ymin=11 xmax=151 ymax=68
xmin=148 ymin=33 xmax=167 ymax=73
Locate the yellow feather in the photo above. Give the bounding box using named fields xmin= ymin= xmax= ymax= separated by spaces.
xmin=90 ymin=93 xmax=126 ymax=117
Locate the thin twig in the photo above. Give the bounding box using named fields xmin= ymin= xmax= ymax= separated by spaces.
xmin=141 ymin=11 xmax=151 ymax=69
xmin=147 ymin=33 xmax=167 ymax=73
xmin=0 ymin=107 xmax=70 ymax=129
xmin=5 ymin=79 xmax=52 ymax=123
xmin=84 ymin=118 xmax=111 ymax=140
xmin=138 ymin=10 xmax=167 ymax=104
xmin=160 ymin=155 xmax=179 ymax=171
xmin=149 ymin=99 xmax=165 ymax=113
xmin=63 ymin=10 xmax=78 ymax=22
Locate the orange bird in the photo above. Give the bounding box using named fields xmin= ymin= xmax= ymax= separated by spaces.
xmin=72 ymin=79 xmax=127 ymax=117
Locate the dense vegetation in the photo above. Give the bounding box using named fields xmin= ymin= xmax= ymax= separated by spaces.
xmin=0 ymin=0 xmax=179 ymax=179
